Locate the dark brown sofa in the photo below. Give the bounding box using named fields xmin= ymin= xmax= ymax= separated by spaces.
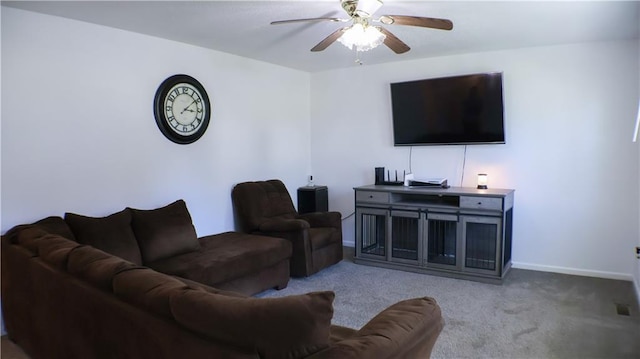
xmin=61 ymin=199 xmax=291 ymax=295
xmin=232 ymin=180 xmax=343 ymax=277
xmin=1 ymin=211 xmax=445 ymax=359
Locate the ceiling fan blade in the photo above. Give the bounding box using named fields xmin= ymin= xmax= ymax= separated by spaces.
xmin=378 ymin=27 xmax=410 ymax=54
xmin=379 ymin=15 xmax=453 ymax=31
xmin=311 ymin=27 xmax=349 ymax=52
xmin=270 ymin=17 xmax=346 ymax=25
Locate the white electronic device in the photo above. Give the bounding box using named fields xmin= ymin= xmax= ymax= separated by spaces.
xmin=403 ymin=173 xmax=414 ymax=186
xmin=408 ymin=178 xmax=449 ymax=188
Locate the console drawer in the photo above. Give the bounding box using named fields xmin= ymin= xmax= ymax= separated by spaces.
xmin=356 ymin=191 xmax=389 ymax=203
xmin=460 ymin=196 xmax=503 ymax=211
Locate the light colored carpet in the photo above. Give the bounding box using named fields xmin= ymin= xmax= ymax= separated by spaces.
xmin=259 ymin=257 xmax=640 ymax=359
xmin=2 ymin=256 xmax=638 ymax=359
xmin=1 ymin=336 xmax=29 ymax=359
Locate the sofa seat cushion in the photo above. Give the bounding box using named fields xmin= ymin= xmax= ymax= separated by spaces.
xmin=65 ymin=209 xmax=142 ymax=265
xmin=146 ymin=231 xmax=291 ymax=287
xmin=170 ymin=289 xmax=335 ymax=359
xmin=129 ymin=200 xmax=200 ymax=263
xmin=308 ymin=227 xmax=341 ymax=251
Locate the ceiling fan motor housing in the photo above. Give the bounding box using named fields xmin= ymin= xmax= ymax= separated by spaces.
xmin=341 ymin=0 xmax=383 ymax=18
xmin=341 ymin=0 xmax=358 ymax=17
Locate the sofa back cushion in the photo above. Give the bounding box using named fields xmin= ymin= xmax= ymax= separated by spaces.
xmin=112 ymin=267 xmax=187 ymax=318
xmin=15 ymin=227 xmax=50 ymax=253
xmin=231 ymin=180 xmax=297 ymax=232
xmin=68 ymin=246 xmax=139 ymax=291
xmin=33 ymin=216 xmax=77 ymax=241
xmin=4 ymin=217 xmax=76 ymax=245
xmin=172 ymin=275 xmax=247 ymax=298
xmin=128 ymin=200 xmax=200 ymax=263
xmin=170 ymin=289 xmax=335 ymax=359
xmin=38 ymin=235 xmax=82 ymax=268
xmin=65 ymin=209 xmax=142 ymax=265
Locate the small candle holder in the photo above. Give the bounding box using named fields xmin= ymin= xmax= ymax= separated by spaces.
xmin=477 ymin=174 xmax=488 ymax=189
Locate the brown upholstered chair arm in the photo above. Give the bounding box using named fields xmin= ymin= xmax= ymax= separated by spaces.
xmin=258 ymin=218 xmax=310 ymax=232
xmin=308 ymin=297 xmax=444 ymax=359
xmin=254 ymin=227 xmax=314 ymax=277
xmin=297 ymin=211 xmax=342 ymax=229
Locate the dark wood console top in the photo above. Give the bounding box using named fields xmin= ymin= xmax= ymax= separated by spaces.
xmin=354 ymin=184 xmax=514 ymax=197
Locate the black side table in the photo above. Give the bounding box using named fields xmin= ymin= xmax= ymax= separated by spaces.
xmin=297 ymin=186 xmax=328 ymax=214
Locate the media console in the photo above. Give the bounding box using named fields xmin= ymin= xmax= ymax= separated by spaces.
xmin=353 ymin=185 xmax=514 ymax=284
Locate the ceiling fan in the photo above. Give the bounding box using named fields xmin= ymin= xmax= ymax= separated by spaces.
xmin=271 ymin=0 xmax=453 ymax=54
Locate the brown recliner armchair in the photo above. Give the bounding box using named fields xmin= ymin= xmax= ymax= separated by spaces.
xmin=232 ymin=179 xmax=343 ymax=277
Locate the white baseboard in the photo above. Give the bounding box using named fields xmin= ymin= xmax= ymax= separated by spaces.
xmin=634 ymin=276 xmax=640 ymax=307
xmin=512 ymin=261 xmax=634 ymax=281
xmin=342 ymin=240 xmax=355 ymax=248
xmin=341 ymin=244 xmax=635 ymax=283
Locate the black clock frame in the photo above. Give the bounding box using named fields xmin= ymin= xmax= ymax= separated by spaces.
xmin=153 ymin=74 xmax=211 ymax=145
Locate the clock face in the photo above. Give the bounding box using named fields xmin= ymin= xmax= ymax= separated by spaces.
xmin=164 ymin=83 xmax=205 ymax=136
xmin=153 ymin=75 xmax=211 ymax=144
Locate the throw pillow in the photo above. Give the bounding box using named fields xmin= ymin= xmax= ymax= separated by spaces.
xmin=128 ymin=200 xmax=200 ymax=263
xmin=170 ymin=289 xmax=335 ymax=359
xmin=65 ymin=209 xmax=143 ymax=265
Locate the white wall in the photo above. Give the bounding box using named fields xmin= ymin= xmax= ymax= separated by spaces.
xmin=2 ymin=4 xmax=639 ymax=286
xmin=1 ymin=7 xmax=311 ymax=236
xmin=635 ymin=33 xmax=640 ymax=303
xmin=310 ymin=40 xmax=640 ymax=280
xmin=0 ymin=3 xmax=4 ymax=335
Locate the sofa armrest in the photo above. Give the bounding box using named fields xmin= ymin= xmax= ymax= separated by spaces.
xmin=308 ymin=297 xmax=444 ymax=359
xmin=297 ymin=211 xmax=342 ymax=229
xmin=258 ymin=218 xmax=310 ymax=232
xmin=255 ymin=222 xmax=314 ymax=276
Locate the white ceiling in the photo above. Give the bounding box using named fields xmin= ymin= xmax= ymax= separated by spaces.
xmin=3 ymin=0 xmax=639 ymax=72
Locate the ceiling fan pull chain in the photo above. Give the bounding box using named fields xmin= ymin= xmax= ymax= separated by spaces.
xmin=355 ymin=49 xmax=364 ymax=65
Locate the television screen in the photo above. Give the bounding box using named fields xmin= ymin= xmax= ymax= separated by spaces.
xmin=390 ymin=72 xmax=505 ymax=146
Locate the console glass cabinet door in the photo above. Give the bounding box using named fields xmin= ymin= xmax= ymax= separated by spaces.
xmin=390 ymin=210 xmax=422 ymax=265
xmin=355 ymin=208 xmax=388 ymax=259
xmin=461 ymin=215 xmax=502 ymax=276
xmin=425 ymin=213 xmax=461 ymax=269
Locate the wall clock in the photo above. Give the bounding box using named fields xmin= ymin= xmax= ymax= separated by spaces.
xmin=153 ymin=74 xmax=211 ymax=144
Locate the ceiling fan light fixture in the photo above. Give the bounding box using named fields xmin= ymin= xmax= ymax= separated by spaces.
xmin=337 ymin=23 xmax=386 ymax=52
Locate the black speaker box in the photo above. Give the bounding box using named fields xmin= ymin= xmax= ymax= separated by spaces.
xmin=375 ymin=167 xmax=385 ymax=185
xmin=297 ymin=186 xmax=328 ymax=214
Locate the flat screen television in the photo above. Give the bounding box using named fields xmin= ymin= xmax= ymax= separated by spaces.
xmin=390 ymin=72 xmax=505 ymax=146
